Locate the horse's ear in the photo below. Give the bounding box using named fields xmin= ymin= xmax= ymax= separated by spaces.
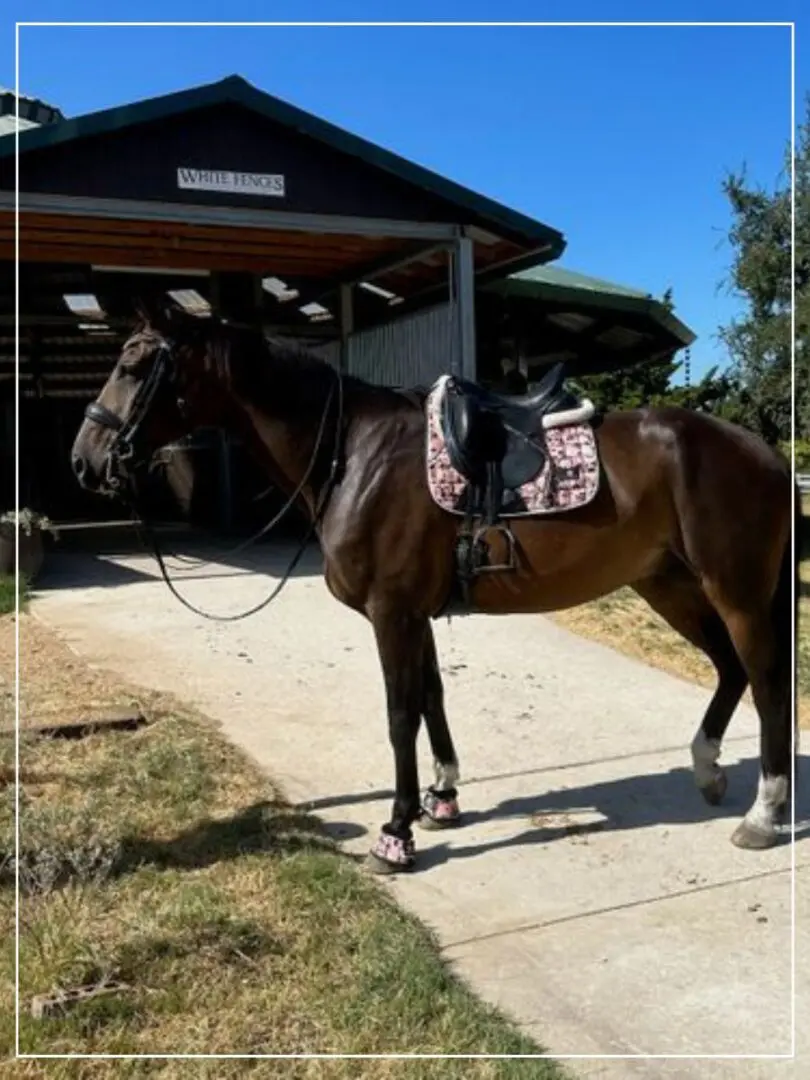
xmin=132 ymin=294 xmax=183 ymax=333
xmin=132 ymin=296 xmax=152 ymax=328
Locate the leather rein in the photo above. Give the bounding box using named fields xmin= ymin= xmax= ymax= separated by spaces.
xmin=83 ymin=340 xmax=345 ymax=621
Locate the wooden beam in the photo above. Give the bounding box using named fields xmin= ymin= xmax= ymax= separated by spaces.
xmin=3 ymin=211 xmax=410 ymax=253
xmin=3 ymin=242 xmax=360 ymax=276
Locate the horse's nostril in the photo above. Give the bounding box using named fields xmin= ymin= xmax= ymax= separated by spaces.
xmin=72 ymin=454 xmax=87 ymax=480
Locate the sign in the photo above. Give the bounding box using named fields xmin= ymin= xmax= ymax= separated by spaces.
xmin=176 ymin=167 xmax=285 ymax=198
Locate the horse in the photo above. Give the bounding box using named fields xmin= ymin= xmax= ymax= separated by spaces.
xmin=70 ymin=300 xmax=796 ymax=873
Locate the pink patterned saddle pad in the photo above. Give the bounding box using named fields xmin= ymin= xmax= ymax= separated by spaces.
xmin=425 ymin=379 xmax=600 ymax=517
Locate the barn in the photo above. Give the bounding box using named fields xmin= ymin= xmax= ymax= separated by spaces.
xmin=0 ymin=76 xmax=695 ymax=531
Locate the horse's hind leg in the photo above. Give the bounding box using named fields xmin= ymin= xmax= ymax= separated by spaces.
xmin=419 ymin=624 xmax=462 ymax=830
xmin=703 ymin=590 xmax=792 ymax=850
xmin=633 ymin=567 xmax=748 ymax=805
xmin=696 ymin=521 xmax=794 ymax=849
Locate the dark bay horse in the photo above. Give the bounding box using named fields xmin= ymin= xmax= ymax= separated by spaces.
xmin=70 ymin=303 xmax=796 ymax=872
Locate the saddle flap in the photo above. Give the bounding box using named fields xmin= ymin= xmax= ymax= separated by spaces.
xmin=440 ymin=385 xmax=481 ymax=479
xmin=437 ymin=376 xmax=546 ymax=502
xmin=501 ymin=434 xmax=545 ymax=489
xmin=440 ymin=382 xmax=512 ymax=481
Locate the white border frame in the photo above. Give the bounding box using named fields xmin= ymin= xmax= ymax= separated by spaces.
xmin=13 ymin=18 xmax=797 ymax=1064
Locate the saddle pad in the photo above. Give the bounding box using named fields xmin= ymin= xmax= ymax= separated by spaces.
xmin=425 ymin=379 xmax=600 ymax=517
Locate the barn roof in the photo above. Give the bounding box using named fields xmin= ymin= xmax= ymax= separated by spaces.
xmin=1 ymin=74 xmax=565 ymax=257
xmin=485 ymin=263 xmax=696 ymax=348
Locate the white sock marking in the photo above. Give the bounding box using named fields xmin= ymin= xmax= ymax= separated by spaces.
xmin=691 ymin=729 xmax=722 ymax=788
xmin=744 ymin=774 xmax=788 ymax=834
xmin=434 ymin=760 xmax=459 ymax=791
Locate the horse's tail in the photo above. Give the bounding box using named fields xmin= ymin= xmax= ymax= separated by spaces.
xmin=773 ymin=482 xmax=801 ymax=759
xmin=775 ymin=481 xmax=800 ymax=637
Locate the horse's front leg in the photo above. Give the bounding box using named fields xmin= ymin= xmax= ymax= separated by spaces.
xmin=366 ymin=605 xmax=426 ymax=874
xmin=419 ymin=623 xmax=462 ymax=830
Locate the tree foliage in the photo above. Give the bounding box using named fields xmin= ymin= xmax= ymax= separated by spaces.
xmin=574 ymin=353 xmax=678 ymax=412
xmin=574 ymin=283 xmax=733 ymax=418
xmin=718 ymin=96 xmax=809 ymax=443
xmin=575 ymin=354 xmax=734 ymax=417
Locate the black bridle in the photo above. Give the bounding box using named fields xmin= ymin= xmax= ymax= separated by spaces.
xmin=84 ymin=341 xmax=179 ymax=494
xmin=83 ymin=340 xmax=345 ymax=621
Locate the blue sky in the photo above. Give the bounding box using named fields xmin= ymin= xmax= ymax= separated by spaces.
xmin=3 ymin=2 xmax=806 ymax=381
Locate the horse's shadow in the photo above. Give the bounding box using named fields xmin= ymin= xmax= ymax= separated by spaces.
xmin=307 ymin=752 xmax=810 ymax=868
xmin=11 ymin=758 xmax=803 ymax=893
xmin=413 ymin=754 xmax=810 ymax=870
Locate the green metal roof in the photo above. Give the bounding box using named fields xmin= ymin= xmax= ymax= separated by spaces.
xmin=509 ymin=265 xmax=648 ymax=299
xmin=485 ymin=263 xmax=696 ymax=347
xmin=2 ymin=75 xmax=565 ymax=256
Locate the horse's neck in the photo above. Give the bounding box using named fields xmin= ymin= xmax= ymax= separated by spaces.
xmin=230 ymin=381 xmax=335 ymax=517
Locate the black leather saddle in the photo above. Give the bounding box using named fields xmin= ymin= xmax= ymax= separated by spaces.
xmin=439 ymin=363 xmax=579 ymax=518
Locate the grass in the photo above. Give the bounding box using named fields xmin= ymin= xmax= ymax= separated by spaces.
xmin=0 ymin=616 xmax=568 ymax=1075
xmin=554 ymin=502 xmax=810 ymax=728
xmin=0 ymin=575 xmax=25 ymax=617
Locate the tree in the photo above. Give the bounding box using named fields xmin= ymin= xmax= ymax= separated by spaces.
xmin=575 ymin=355 xmax=734 ymax=416
xmin=718 ymin=95 xmax=810 ymax=444
xmin=574 ymin=353 xmax=679 ymax=412
xmin=574 ymin=287 xmax=734 ymax=416
xmin=664 ymin=366 xmax=739 ymax=415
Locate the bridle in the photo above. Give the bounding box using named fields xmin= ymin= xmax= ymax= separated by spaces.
xmin=84 ymin=341 xmax=179 ymax=494
xmin=82 ymin=338 xmax=346 ymax=621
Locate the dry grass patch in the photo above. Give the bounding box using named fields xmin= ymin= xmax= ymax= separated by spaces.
xmin=554 ymin=588 xmax=717 ymax=690
xmin=0 ymin=615 xmax=567 ymax=1075
xmin=0 ymin=613 xmax=143 ymax=736
xmin=554 ymin=556 xmax=810 ymax=730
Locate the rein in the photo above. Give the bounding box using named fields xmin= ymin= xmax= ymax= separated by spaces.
xmin=83 ymin=342 xmax=346 ymax=622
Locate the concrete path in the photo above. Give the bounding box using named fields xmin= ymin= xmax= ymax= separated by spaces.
xmin=31 ymin=544 xmax=809 ymax=1077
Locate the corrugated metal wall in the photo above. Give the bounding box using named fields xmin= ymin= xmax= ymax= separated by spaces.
xmin=312 ymin=302 xmax=454 ymax=388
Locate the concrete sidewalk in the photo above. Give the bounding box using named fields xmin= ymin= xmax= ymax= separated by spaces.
xmin=31 ymin=547 xmax=809 ymax=1076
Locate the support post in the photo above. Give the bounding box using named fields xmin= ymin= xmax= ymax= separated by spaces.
xmin=209 ymin=271 xmax=263 ymax=532
xmin=449 ymin=233 xmax=476 ymax=380
xmin=339 ymin=283 xmax=353 ymax=373
xmin=218 ymin=428 xmax=233 ymax=534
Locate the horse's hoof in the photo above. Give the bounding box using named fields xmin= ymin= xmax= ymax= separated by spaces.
xmin=364 ymin=831 xmax=415 ymax=874
xmin=364 ymin=850 xmax=413 ymax=875
xmin=418 ymin=812 xmax=461 ymax=831
xmin=418 ymin=788 xmax=461 ymax=830
xmin=699 ymin=771 xmax=728 ymax=806
xmin=731 ymin=820 xmax=779 ymax=850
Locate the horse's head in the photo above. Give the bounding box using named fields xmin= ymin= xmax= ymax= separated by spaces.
xmin=71 ymin=298 xmax=220 ymax=498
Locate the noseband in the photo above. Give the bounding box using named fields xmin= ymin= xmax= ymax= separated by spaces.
xmin=84 ymin=342 xmax=177 ymax=489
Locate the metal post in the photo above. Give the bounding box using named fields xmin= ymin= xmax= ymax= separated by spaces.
xmin=339 ymin=283 xmax=353 ymax=373
xmin=449 ymin=233 xmax=476 ymax=379
xmin=209 ymin=271 xmax=239 ymax=533
xmin=209 ymin=272 xmax=221 ymax=317
xmin=219 ymin=428 xmax=233 ymax=534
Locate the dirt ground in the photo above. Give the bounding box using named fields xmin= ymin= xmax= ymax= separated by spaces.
xmin=0 ymin=612 xmax=147 ymax=736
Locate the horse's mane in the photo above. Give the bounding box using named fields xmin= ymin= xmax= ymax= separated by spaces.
xmin=177 ymin=313 xmax=424 ymax=413
xmin=134 ymin=309 xmax=426 ymax=415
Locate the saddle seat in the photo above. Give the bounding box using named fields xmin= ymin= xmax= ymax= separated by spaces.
xmin=439 ymin=362 xmax=582 ymax=497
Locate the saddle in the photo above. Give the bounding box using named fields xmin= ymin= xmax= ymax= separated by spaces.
xmin=439 ymin=362 xmax=580 ymax=523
